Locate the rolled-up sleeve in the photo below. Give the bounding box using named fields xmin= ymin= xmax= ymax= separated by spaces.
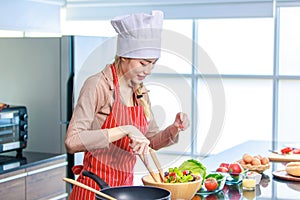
xmin=65 ymin=73 xmax=112 ymax=154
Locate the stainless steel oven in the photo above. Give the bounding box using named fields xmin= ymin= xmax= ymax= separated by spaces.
xmin=0 ymin=106 xmax=28 ymax=155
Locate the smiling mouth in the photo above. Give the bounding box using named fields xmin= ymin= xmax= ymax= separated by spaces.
xmin=138 ymin=75 xmax=145 ymax=80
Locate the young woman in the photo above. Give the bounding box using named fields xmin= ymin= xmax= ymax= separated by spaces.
xmin=65 ymin=10 xmax=189 ymax=200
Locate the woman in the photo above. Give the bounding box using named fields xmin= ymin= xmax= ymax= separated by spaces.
xmin=65 ymin=10 xmax=189 ymax=200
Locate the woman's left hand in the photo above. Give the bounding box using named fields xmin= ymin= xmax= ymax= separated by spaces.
xmin=173 ymin=112 xmax=190 ymax=131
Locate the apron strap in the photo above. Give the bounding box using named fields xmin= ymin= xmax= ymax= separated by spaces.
xmin=110 ymin=64 xmax=120 ymax=102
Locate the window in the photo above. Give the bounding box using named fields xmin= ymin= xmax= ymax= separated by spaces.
xmin=278 ymin=7 xmax=300 ymax=143
xmin=145 ymin=20 xmax=194 ymax=154
xmin=148 ymin=17 xmax=276 ymax=155
xmin=60 ymin=4 xmax=300 ymax=157
xmin=197 ymin=18 xmax=274 ymax=75
xmin=196 ymin=18 xmax=274 ymax=154
xmin=279 ymin=7 xmax=300 ymax=76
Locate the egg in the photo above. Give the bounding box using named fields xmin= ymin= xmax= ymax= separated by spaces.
xmin=251 ymin=158 xmax=261 ymax=166
xmin=243 ymin=153 xmax=253 ymax=163
xmin=239 ymin=159 xmax=246 ymax=165
xmin=261 ymin=157 xmax=269 ymax=165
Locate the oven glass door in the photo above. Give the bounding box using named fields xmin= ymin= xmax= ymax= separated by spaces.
xmin=0 ymin=110 xmax=20 ymax=145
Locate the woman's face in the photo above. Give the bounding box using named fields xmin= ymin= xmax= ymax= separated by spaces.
xmin=120 ymin=58 xmax=158 ymax=85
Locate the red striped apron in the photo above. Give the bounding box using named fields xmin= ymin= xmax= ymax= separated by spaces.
xmin=69 ymin=64 xmax=148 ymax=200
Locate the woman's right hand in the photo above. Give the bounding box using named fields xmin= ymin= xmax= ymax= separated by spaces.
xmin=119 ymin=125 xmax=150 ymax=155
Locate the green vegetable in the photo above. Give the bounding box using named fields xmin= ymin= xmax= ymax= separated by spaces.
xmin=205 ymin=173 xmax=224 ymax=181
xmin=178 ymin=159 xmax=206 ymax=180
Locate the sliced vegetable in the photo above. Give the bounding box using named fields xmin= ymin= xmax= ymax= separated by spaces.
xmin=164 ymin=167 xmax=194 ymax=183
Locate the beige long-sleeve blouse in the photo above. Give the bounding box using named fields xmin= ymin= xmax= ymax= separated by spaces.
xmin=65 ymin=64 xmax=179 ymax=154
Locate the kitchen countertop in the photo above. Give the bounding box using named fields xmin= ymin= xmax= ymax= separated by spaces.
xmin=195 ymin=140 xmax=300 ymax=200
xmin=0 ymin=151 xmax=66 ymax=175
xmin=3 ymin=142 xmax=296 ymax=199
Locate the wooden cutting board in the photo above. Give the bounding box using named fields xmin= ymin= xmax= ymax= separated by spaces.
xmin=268 ymin=153 xmax=300 ymax=162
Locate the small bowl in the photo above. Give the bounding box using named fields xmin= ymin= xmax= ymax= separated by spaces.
xmin=199 ymin=173 xmax=227 ymax=195
xmin=142 ymin=173 xmax=202 ymax=200
xmin=226 ymin=170 xmax=248 ymax=185
xmin=246 ymin=171 xmax=262 ymax=184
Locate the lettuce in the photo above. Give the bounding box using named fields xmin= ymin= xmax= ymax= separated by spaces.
xmin=178 ymin=159 xmax=206 ymax=179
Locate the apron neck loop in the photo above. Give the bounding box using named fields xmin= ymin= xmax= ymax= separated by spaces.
xmin=111 ymin=64 xmax=119 ymax=86
xmin=111 ymin=64 xmax=120 ymax=102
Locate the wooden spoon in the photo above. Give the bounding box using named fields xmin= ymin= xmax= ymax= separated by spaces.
xmin=149 ymin=148 xmax=164 ymax=182
xmin=139 ymin=154 xmax=160 ymax=182
xmin=63 ymin=178 xmax=117 ymax=200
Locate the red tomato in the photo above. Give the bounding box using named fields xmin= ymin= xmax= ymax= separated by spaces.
xmin=228 ymin=162 xmax=243 ymax=174
xmin=169 ymin=172 xmax=176 ymax=177
xmin=219 ymin=163 xmax=229 ymax=169
xmin=204 ymin=178 xmax=218 ymax=191
xmin=182 ymin=170 xmax=190 ymax=175
xmin=216 ymin=166 xmax=229 ymax=173
xmin=281 ymin=147 xmax=293 ymax=154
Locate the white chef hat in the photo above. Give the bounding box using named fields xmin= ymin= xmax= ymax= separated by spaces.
xmin=111 ymin=10 xmax=163 ymax=58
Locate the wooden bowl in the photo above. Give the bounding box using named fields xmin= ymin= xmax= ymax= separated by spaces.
xmin=142 ymin=173 xmax=202 ymax=200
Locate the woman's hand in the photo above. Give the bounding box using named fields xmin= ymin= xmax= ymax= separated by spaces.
xmin=119 ymin=125 xmax=150 ymax=155
xmin=173 ymin=112 xmax=190 ymax=131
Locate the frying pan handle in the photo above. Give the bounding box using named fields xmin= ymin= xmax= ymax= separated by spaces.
xmin=82 ymin=170 xmax=110 ymax=189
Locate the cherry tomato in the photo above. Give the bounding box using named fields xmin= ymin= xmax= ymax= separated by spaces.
xmin=182 ymin=170 xmax=190 ymax=175
xmin=281 ymin=147 xmax=293 ymax=154
xmin=168 ymin=172 xmax=177 ymax=182
xmin=204 ymin=178 xmax=218 ymax=191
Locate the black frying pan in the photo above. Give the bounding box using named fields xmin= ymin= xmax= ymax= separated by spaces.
xmin=82 ymin=170 xmax=171 ymax=200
